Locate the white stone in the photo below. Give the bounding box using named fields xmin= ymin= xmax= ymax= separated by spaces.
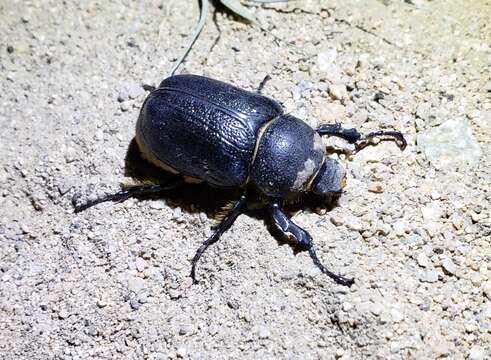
xmin=345 ymin=216 xmax=366 ymax=232
xmin=392 ymin=221 xmax=407 ymax=236
xmin=428 ymin=335 xmax=450 ymax=357
xmin=176 ymin=347 xmax=187 ymax=358
xmin=417 ymin=119 xmax=482 ymax=169
xmin=416 ymin=253 xmax=430 ymax=268
xmin=441 ymin=258 xmax=458 ymax=275
xmin=370 ymin=302 xmax=383 ymax=316
xmin=317 ymin=48 xmax=337 ymax=71
xmin=421 ymin=203 xmax=443 ymax=222
xmin=257 ymin=326 xmax=271 ymax=339
xmin=390 ymin=309 xmax=404 ymax=323
xmin=329 ymin=84 xmax=348 ymax=101
xmin=342 ymin=302 xmax=353 ymax=312
xmin=465 ymin=323 xmax=477 ymax=333
xmin=421 ymin=270 xmax=439 ymax=283
xmin=330 ymin=214 xmax=344 ymax=226
xmin=469 ymin=346 xmax=485 ymax=360
xmin=128 ymin=276 xmax=145 ymax=293
xmin=135 ymin=257 xmax=146 ymax=272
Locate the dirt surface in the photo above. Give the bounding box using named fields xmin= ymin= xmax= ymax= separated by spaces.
xmin=1 ymin=0 xmax=490 ymax=359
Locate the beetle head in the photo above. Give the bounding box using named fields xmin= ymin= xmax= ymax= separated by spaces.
xmin=310 ymin=158 xmax=346 ymax=196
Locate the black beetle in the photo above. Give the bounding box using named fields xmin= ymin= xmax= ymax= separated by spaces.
xmin=75 ymin=74 xmax=406 ymax=287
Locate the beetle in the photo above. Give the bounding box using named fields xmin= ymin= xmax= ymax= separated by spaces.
xmin=75 ymin=74 xmax=406 ymax=287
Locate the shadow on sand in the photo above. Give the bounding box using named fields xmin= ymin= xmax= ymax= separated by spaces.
xmin=122 ymin=137 xmax=341 ymax=254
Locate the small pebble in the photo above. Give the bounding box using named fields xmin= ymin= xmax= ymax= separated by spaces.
xmin=465 ymin=323 xmax=477 ymax=333
xmin=421 ymin=203 xmax=443 ymax=222
xmin=317 ymin=48 xmax=337 ymax=71
xmin=342 ymin=302 xmax=353 ymax=312
xmin=129 ymin=298 xmax=141 ymax=310
xmin=120 ymin=102 xmax=131 ymax=112
xmin=352 ymin=109 xmax=368 ymax=124
xmin=392 ymin=221 xmax=407 ymax=236
xmin=345 ymin=216 xmax=365 ymax=232
xmin=390 ymin=309 xmax=404 ymax=323
xmin=390 ymin=342 xmax=400 ymax=353
xmin=150 ymin=200 xmax=167 ymax=210
xmin=172 ymin=207 xmax=184 ymax=222
xmin=179 ymin=324 xmax=193 ymax=335
xmin=370 ymin=302 xmax=383 ymax=316
xmin=329 ymin=84 xmax=348 ymax=101
xmin=469 ymin=272 xmax=482 ymax=286
xmin=291 ymin=86 xmax=302 ymax=101
xmin=330 ymin=214 xmax=344 ymax=226
xmin=118 ymin=83 xmax=144 ymax=102
xmin=429 ymin=336 xmax=450 ymax=357
xmin=58 ymin=310 xmax=69 ymax=319
xmin=135 ymin=257 xmax=146 ymax=272
xmin=469 ymin=346 xmax=485 ymax=360
xmin=176 ymin=347 xmax=187 ymax=358
xmin=368 ymin=182 xmax=384 ymax=193
xmin=127 ymin=84 xmax=144 ymax=99
xmin=128 ymin=276 xmax=145 ymax=293
xmin=416 ymin=253 xmax=430 ymax=268
xmin=335 ymin=349 xmax=345 ymax=358
xmin=86 ymin=325 xmax=98 ymax=337
xmin=257 ymin=326 xmax=271 ymax=339
xmin=420 ymin=270 xmax=439 ymax=283
xmin=441 ymin=258 xmax=458 ymax=276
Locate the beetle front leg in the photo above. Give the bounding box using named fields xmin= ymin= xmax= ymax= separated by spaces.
xmin=354 ymin=130 xmax=407 ymax=152
xmin=317 ymin=123 xmax=407 ymax=151
xmin=270 ymin=201 xmax=354 ymax=287
xmin=190 ymin=195 xmax=247 ymax=283
xmin=73 ymin=177 xmax=184 ymax=212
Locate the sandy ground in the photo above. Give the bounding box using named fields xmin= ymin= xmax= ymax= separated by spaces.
xmin=1 ymin=0 xmax=490 ymax=359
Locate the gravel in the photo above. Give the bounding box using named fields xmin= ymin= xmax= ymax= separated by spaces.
xmin=1 ymin=0 xmax=490 ymax=359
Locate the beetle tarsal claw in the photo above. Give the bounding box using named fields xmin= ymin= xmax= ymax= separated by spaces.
xmin=354 ymin=130 xmax=407 ymax=153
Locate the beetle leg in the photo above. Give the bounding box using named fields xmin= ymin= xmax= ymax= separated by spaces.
xmin=190 ymin=195 xmax=247 ymax=284
xmin=316 ymin=123 xmax=407 ymax=151
xmin=355 ymin=130 xmax=407 ymax=152
xmin=256 ymin=75 xmax=271 ymax=94
xmin=270 ymin=201 xmax=354 ymax=287
xmin=317 ymin=123 xmax=362 ymax=143
xmin=73 ymin=178 xmax=183 ymax=213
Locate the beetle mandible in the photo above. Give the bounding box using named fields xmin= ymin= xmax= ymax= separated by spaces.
xmin=75 ymin=74 xmax=407 ymax=287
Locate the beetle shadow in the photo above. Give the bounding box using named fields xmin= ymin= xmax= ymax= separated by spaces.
xmin=124 ymin=138 xmax=341 ymax=251
xmin=123 ymin=138 xmax=242 ymax=218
